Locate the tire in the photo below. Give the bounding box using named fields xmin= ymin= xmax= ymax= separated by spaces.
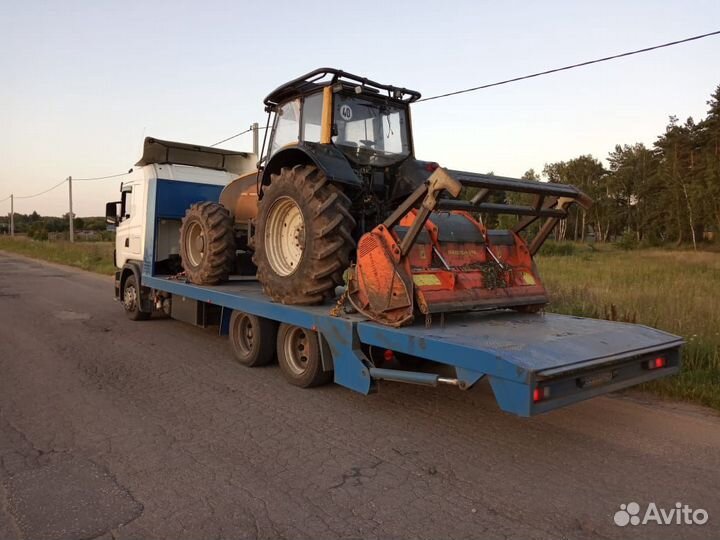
xmin=180 ymin=202 xmax=235 ymax=285
xmin=228 ymin=311 xmax=277 ymax=367
xmin=276 ymin=323 xmax=332 ymax=387
xmin=122 ymin=274 xmax=150 ymax=321
xmin=252 ymin=165 xmax=356 ymax=305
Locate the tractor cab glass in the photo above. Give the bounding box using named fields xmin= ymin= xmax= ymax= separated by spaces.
xmin=269 ymin=93 xmax=324 ymax=156
xmin=301 ymin=92 xmax=323 ymax=143
xmin=332 ymin=94 xmax=410 ymax=166
xmin=270 ymin=99 xmax=300 ymax=155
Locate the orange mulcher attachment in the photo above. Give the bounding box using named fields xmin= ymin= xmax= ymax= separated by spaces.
xmin=346 ymin=167 xmax=592 ymax=327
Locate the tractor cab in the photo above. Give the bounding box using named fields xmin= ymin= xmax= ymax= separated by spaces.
xmin=262 ymin=68 xmax=420 ymax=172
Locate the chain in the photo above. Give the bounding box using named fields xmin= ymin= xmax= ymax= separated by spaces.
xmin=330 ymin=289 xmax=348 ymax=317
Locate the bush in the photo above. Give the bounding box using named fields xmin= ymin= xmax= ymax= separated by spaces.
xmin=616 ymin=231 xmax=638 ymax=250
xmin=538 ymin=241 xmax=577 ymax=257
xmin=27 ymin=223 xmax=48 ymax=241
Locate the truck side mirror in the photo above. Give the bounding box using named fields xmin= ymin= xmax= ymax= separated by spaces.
xmin=106 ymin=201 xmax=120 ymax=225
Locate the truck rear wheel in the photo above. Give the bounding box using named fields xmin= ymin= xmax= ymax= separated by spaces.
xmin=253 ymin=165 xmax=355 ymax=305
xmin=180 ymin=202 xmax=235 ymax=285
xmin=276 ymin=323 xmax=332 ymax=387
xmin=229 ymin=311 xmax=277 ymax=367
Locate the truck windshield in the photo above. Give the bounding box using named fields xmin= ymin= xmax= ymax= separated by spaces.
xmin=332 ymin=94 xmax=410 ymax=166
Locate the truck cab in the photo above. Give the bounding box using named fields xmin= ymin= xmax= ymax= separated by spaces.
xmin=106 ymin=138 xmax=255 ymax=318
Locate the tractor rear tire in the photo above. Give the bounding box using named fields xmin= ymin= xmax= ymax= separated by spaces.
xmin=180 ymin=202 xmax=235 ymax=285
xmin=252 ymin=165 xmax=355 ymax=305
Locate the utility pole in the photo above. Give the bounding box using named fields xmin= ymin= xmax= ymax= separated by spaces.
xmin=68 ymin=176 xmax=74 ymax=243
xmin=9 ymin=194 xmax=14 ymax=236
xmin=252 ymin=122 xmax=259 ymax=156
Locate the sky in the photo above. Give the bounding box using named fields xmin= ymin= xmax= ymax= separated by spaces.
xmin=1 ymin=0 xmax=719 ymax=216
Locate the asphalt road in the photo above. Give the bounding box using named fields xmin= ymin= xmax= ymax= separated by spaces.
xmin=1 ymin=251 xmax=719 ymax=540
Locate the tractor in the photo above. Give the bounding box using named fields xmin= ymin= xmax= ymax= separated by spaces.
xmin=178 ymin=68 xmax=591 ymax=326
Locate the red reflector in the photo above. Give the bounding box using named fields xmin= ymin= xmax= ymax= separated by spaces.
xmin=383 ymin=349 xmax=395 ymax=362
xmin=425 ymin=161 xmax=440 ymax=172
xmin=645 ymin=356 xmax=667 ymax=370
xmin=533 ymin=386 xmax=551 ymax=403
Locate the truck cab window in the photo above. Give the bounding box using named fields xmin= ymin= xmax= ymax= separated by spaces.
xmin=121 ymin=186 xmax=133 ymax=221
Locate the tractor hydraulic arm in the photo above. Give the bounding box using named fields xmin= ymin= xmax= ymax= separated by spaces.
xmin=383 ymin=168 xmax=462 ymax=256
xmin=435 ymin=169 xmax=592 ymax=256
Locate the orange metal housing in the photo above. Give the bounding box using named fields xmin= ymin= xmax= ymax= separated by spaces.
xmin=349 ymin=209 xmax=549 ymax=326
xmin=408 ymin=212 xmax=547 ymax=315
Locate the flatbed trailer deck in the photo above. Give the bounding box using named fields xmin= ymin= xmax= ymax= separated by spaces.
xmin=109 ymin=171 xmax=683 ymax=418
xmin=142 ymin=275 xmax=683 ymax=416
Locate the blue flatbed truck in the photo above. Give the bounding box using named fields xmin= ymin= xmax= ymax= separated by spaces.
xmin=108 ymin=157 xmax=684 ymax=418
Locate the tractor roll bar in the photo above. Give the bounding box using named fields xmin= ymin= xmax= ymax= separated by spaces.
xmin=264 ymin=68 xmax=422 ymax=108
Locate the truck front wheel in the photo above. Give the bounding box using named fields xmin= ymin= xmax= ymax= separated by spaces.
xmin=122 ymin=274 xmax=150 ymax=321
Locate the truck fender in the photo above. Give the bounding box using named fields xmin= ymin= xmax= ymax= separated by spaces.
xmin=260 ymin=143 xmax=360 ymax=195
xmin=118 ymin=261 xmax=152 ymax=313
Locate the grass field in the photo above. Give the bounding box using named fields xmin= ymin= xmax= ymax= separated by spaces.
xmin=1 ymin=236 xmax=718 ymax=410
xmin=0 ymin=236 xmax=116 ymax=275
xmin=538 ymin=245 xmax=720 ymax=411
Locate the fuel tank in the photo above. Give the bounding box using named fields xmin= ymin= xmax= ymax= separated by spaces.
xmin=219 ymin=172 xmax=259 ymax=222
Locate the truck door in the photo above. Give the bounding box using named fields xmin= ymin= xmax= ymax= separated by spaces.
xmin=116 ymin=182 xmax=144 ymax=263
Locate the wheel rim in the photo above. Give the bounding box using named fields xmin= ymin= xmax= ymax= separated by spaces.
xmin=123 ymin=284 xmax=137 ymax=312
xmin=233 ymin=314 xmax=254 ymax=356
xmin=283 ymin=327 xmax=310 ymax=376
xmin=184 ymin=221 xmax=205 ymax=268
xmin=264 ymin=196 xmax=304 ymax=276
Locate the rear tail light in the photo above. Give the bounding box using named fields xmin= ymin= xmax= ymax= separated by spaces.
xmin=645 ymin=356 xmax=667 ymax=370
xmin=533 ymin=386 xmax=551 ymax=403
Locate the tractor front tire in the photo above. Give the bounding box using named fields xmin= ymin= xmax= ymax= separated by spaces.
xmin=180 ymin=202 xmax=235 ymax=285
xmin=252 ymin=165 xmax=355 ymax=305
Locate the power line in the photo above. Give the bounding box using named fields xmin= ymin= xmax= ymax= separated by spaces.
xmin=418 ymin=29 xmax=720 ymax=103
xmin=14 ymin=178 xmax=68 ymax=200
xmin=1 ymin=170 xmax=132 ymax=203
xmin=211 ymin=127 xmax=253 ymax=147
xmin=211 ymin=125 xmax=268 ymax=148
xmin=73 ymin=170 xmax=133 ymax=182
